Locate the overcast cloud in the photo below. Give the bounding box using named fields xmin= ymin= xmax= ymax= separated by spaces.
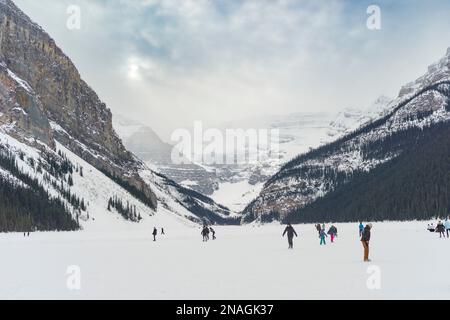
xmin=13 ymin=0 xmax=450 ymax=140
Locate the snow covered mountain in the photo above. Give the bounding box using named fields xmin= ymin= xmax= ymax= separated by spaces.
xmin=326 ymin=95 xmax=392 ymax=140
xmin=243 ymin=49 xmax=450 ymax=223
xmin=112 ymin=115 xmax=220 ymax=196
xmin=0 ymin=0 xmax=236 ymax=231
xmin=113 ymin=115 xmax=173 ymax=166
xmin=113 ymin=112 xmax=339 ymax=211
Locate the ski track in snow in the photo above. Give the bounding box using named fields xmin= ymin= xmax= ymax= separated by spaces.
xmin=0 ymin=221 xmax=447 ymax=299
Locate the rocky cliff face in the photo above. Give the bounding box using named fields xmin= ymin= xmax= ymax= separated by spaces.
xmin=0 ymin=0 xmax=157 ymax=208
xmin=0 ymin=0 xmax=236 ymax=225
xmin=0 ymin=60 xmax=53 ymax=146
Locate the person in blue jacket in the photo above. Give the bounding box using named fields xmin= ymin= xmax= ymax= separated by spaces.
xmin=319 ymin=228 xmax=327 ymax=245
xmin=359 ymin=222 xmax=364 ymax=237
xmin=445 ymin=218 xmax=450 ymax=238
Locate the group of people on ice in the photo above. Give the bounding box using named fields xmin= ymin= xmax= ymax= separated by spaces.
xmin=152 ymin=227 xmax=165 ymax=241
xmin=427 ymin=218 xmax=450 ymax=238
xmin=282 ymin=221 xmax=373 ymax=262
xmin=282 ymin=223 xmax=338 ymax=248
xmin=201 ymin=225 xmax=216 ymax=242
xmin=316 ymin=223 xmax=338 ymax=245
xmin=150 ymin=225 xmax=217 ymax=242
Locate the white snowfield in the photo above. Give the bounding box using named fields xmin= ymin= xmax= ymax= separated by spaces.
xmin=0 ymin=221 xmax=448 ymax=300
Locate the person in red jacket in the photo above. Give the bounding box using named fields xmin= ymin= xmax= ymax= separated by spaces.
xmin=327 ymin=225 xmax=338 ymax=243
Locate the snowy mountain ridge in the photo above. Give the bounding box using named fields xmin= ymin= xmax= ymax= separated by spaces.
xmin=326 ymin=95 xmax=392 ymax=140
xmin=242 ymin=48 xmax=450 ymax=223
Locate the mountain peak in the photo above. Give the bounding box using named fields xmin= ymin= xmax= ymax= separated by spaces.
xmin=399 ymin=48 xmax=450 ymax=98
xmin=0 ymin=0 xmax=44 ymax=32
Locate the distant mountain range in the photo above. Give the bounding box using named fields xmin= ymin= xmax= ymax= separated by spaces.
xmin=1 ymin=0 xmax=449 ymax=230
xmin=113 ymin=100 xmax=392 ymax=212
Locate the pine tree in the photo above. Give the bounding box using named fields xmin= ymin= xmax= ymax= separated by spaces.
xmin=68 ymin=174 xmax=74 ymax=186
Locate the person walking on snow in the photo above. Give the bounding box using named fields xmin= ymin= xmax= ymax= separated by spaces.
xmin=205 ymin=226 xmax=210 ymax=240
xmin=436 ymin=221 xmax=446 ymax=238
xmin=359 ymin=222 xmax=364 ymax=237
xmin=319 ymin=228 xmax=327 ymax=245
xmin=315 ymin=224 xmax=321 ymax=235
xmin=282 ymin=224 xmax=298 ymax=249
xmin=152 ymin=227 xmax=157 ymax=241
xmin=201 ymin=225 xmax=209 ymax=242
xmin=161 ymin=228 xmax=165 ymax=235
xmin=361 ymin=223 xmax=372 ymax=262
xmin=327 ymin=225 xmax=338 ymax=243
xmin=444 ymin=218 xmax=450 ymax=238
xmin=209 ymin=227 xmax=216 ymax=240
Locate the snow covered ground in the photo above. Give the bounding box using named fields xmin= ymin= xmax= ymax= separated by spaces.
xmin=0 ymin=220 xmax=448 ymax=300
xmin=210 ymin=181 xmax=264 ymax=212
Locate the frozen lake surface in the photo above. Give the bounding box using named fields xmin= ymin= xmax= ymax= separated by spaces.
xmin=0 ymin=221 xmax=448 ymax=299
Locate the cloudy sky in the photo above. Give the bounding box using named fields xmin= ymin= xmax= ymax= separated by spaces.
xmin=13 ymin=0 xmax=450 ymax=140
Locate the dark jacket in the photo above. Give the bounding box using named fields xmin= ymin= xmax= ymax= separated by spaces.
xmin=328 ymin=226 xmax=337 ymax=235
xmin=361 ymin=226 xmax=371 ymax=242
xmin=152 ymin=228 xmax=157 ymax=236
xmin=436 ymin=223 xmax=445 ymax=232
xmin=201 ymin=227 xmax=210 ymax=236
xmin=283 ymin=225 xmax=298 ymax=238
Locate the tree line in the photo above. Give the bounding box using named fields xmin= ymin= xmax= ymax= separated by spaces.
xmin=284 ymin=121 xmax=450 ymax=223
xmin=0 ymin=148 xmax=79 ymax=232
xmin=107 ymin=196 xmax=142 ymax=222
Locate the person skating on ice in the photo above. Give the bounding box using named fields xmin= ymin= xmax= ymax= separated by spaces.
xmin=444 ymin=218 xmax=450 ymax=238
xmin=201 ymin=225 xmax=209 ymax=242
xmin=327 ymin=225 xmax=338 ymax=243
xmin=315 ymin=223 xmax=321 ymax=235
xmin=209 ymin=227 xmax=216 ymax=240
xmin=436 ymin=221 xmax=446 ymax=238
xmin=319 ymin=228 xmax=327 ymax=245
xmin=361 ymin=223 xmax=372 ymax=262
xmin=152 ymin=227 xmax=157 ymax=241
xmin=282 ymin=223 xmax=298 ymax=249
